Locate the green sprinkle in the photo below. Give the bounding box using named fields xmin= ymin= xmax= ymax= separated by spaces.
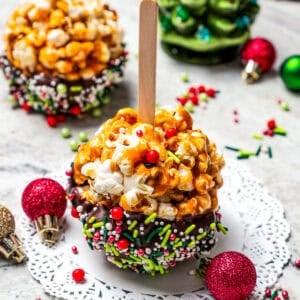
xmin=79 ymin=131 xmax=89 ymax=142
xmin=87 ymin=239 xmax=94 ymax=250
xmin=224 ymin=145 xmax=241 ymax=152
xmin=123 ymin=232 xmax=135 ymax=242
xmin=61 ymin=128 xmax=71 ymax=139
xmin=136 ymin=237 xmax=142 ymax=247
xmin=167 ymin=150 xmax=180 ymax=164
xmin=133 ymin=229 xmax=139 ymax=238
xmin=185 ymin=224 xmax=196 ymax=235
xmin=56 ymin=83 xmax=67 ymax=94
xmin=93 ymin=222 xmax=104 ymax=228
xmin=165 ymin=252 xmax=175 ymax=259
xmin=84 ymin=230 xmax=93 ymax=238
xmin=188 ymin=240 xmax=196 ymax=248
xmin=281 ymin=101 xmax=290 ymax=111
xmin=159 ymin=224 xmax=171 ymax=236
xmin=112 ymin=259 xmax=123 ymax=268
xmin=147 ymin=259 xmax=155 ymax=270
xmin=185 ymin=102 xmax=194 ymax=113
xmin=268 ymin=146 xmax=273 ymax=158
xmin=103 ymin=215 xmax=108 ymax=242
xmin=150 ymin=251 xmax=163 ymax=257
xmin=101 ymin=96 xmax=110 ymax=105
xmin=157 ymin=264 xmax=165 ymax=275
xmin=210 ymin=222 xmax=216 ymax=230
xmin=88 ymin=216 xmax=96 ymax=224
xmin=105 ymin=244 xmax=110 ymax=252
xmin=92 ymin=108 xmax=102 ymax=117
xmin=173 ymin=241 xmax=183 ymax=248
xmin=160 ymin=229 xmax=172 ymax=247
xmin=199 ymin=92 xmax=209 ymax=102
xmin=144 ymin=213 xmax=157 ymax=224
xmin=237 ymin=154 xmax=250 ymax=160
xmin=255 ymin=145 xmax=262 ymax=156
xmin=271 ymin=290 xmax=278 ymax=300
xmin=273 ymin=127 xmax=287 ymax=135
xmin=129 ymin=255 xmax=140 ymax=262
xmin=84 ymin=224 xmax=88 ymax=230
xmin=217 ymin=223 xmax=228 ymax=235
xmin=111 ymin=245 xmax=120 ymax=257
xmin=146 ymin=227 xmax=163 ymax=243
xmin=70 ymin=85 xmax=83 ymax=93
xmin=69 ymin=140 xmax=79 ymax=152
xmin=128 ymin=220 xmax=138 ymax=231
xmin=252 ymin=134 xmax=264 ymax=140
xmin=239 ymin=150 xmax=256 ymax=156
xmin=196 ymin=232 xmax=207 ymax=240
xmin=8 ymin=95 xmax=17 ymax=104
xmin=180 ymin=72 xmax=189 ymax=83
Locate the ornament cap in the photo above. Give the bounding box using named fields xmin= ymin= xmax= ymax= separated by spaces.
xmin=34 ymin=214 xmax=59 ymax=245
xmin=0 ymin=233 xmax=26 ymax=263
xmin=242 ymin=60 xmax=261 ymax=83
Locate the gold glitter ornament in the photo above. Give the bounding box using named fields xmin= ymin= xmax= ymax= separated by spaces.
xmin=0 ymin=204 xmax=26 ymax=263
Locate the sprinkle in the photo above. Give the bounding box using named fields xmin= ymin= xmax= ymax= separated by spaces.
xmin=111 ymin=259 xmax=123 ymax=268
xmin=128 ymin=220 xmax=138 ymax=231
xmin=165 ymin=252 xmax=176 ymax=259
xmin=56 ymin=83 xmax=67 ymax=94
xmin=188 ymin=240 xmax=196 ymax=248
xmin=146 ymin=227 xmax=163 ymax=243
xmin=61 ymin=128 xmax=71 ymax=139
xmin=255 ymin=145 xmax=262 ymax=156
xmin=273 ymin=127 xmax=287 ymax=136
xmin=185 ymin=224 xmax=196 ymax=235
xmin=237 ymin=154 xmax=250 ymax=159
xmin=71 ymin=246 xmax=78 ymax=254
xmin=185 ymin=102 xmax=194 ymax=113
xmin=160 ymin=229 xmax=172 ymax=247
xmin=136 ymin=238 xmax=142 ymax=247
xmin=69 ymin=140 xmax=79 ymax=152
xmin=93 ymin=222 xmax=104 ymax=228
xmin=252 ymin=134 xmax=264 ymax=140
xmin=129 ymin=255 xmax=141 ymax=262
xmin=281 ymin=101 xmax=290 ymax=111
xmin=167 ymin=150 xmax=180 ymax=164
xmin=268 ymin=146 xmax=273 ymax=158
xmin=111 ymin=245 xmax=120 ymax=257
xmin=103 ymin=215 xmax=108 ymax=242
xmin=180 ymin=72 xmax=189 ymax=83
xmin=233 ymin=117 xmax=239 ymax=123
xmin=79 ymin=131 xmax=89 ymax=142
xmin=133 ymin=229 xmax=139 ymax=238
xmin=196 ymin=232 xmax=207 ymax=240
xmin=239 ymin=150 xmax=256 ymax=156
xmin=150 ymin=251 xmax=164 ymax=257
xmin=224 ymin=145 xmax=241 ymax=152
xmin=144 ymin=213 xmax=157 ymax=224
xmin=70 ymin=85 xmax=83 ymax=93
xmin=233 ymin=109 xmax=238 ymax=115
xmin=157 ymin=264 xmax=165 ymax=274
xmin=147 ymin=259 xmax=155 ymax=270
xmin=123 ymin=232 xmax=135 ymax=242
xmin=88 ymin=216 xmax=96 ymax=224
xmin=217 ymin=223 xmax=228 ymax=234
xmin=159 ymin=224 xmax=171 ymax=236
xmin=210 ymin=223 xmax=216 ymax=230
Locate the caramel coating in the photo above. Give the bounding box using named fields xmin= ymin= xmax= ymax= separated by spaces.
xmin=73 ymin=107 xmax=225 ymax=220
xmin=0 ymin=205 xmax=15 ymax=239
xmin=4 ymin=0 xmax=124 ymax=81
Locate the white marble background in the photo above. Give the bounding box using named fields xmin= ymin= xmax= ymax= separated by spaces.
xmin=0 ymin=0 xmax=299 ymax=299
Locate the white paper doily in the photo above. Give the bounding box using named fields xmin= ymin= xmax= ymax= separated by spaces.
xmin=20 ymin=161 xmax=291 ymax=300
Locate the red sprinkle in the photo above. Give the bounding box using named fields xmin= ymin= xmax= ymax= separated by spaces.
xmin=110 ymin=207 xmax=124 ymax=221
xmin=188 ymin=86 xmax=197 ymax=94
xmin=206 ymin=88 xmax=216 ymax=97
xmin=277 ymin=99 xmax=282 ymax=104
xmin=71 ymin=208 xmax=80 ymax=219
xmin=165 ymin=128 xmax=177 ymax=139
xmin=265 ymin=288 xmax=272 ymax=297
xmin=282 ymin=290 xmax=289 ymax=299
xmin=234 ymin=117 xmax=239 ymax=123
xmin=117 ymin=239 xmax=129 ymax=250
xmin=57 ymin=114 xmax=66 ymax=123
xmin=274 ymin=297 xmax=281 ymax=300
xmin=233 ymin=109 xmax=238 ymax=115
xmin=68 ymin=193 xmax=75 ymax=200
xmin=136 ymin=129 xmax=143 ymax=137
xmin=177 ymin=96 xmax=188 ymax=106
xmin=267 ymin=119 xmax=276 ymax=130
xmin=70 ymin=105 xmax=81 ymax=116
xmin=65 ymin=170 xmax=73 ymax=176
xmin=21 ymin=102 xmax=31 ymax=112
xmin=71 ymin=246 xmax=78 ymax=254
xmin=197 ymin=85 xmax=206 ymax=93
xmin=72 ymin=268 xmax=85 ymax=283
xmin=115 ymin=226 xmax=122 ymax=234
xmin=93 ymin=232 xmax=101 ymax=242
xmin=46 ymin=116 xmax=57 ymax=127
xmin=146 ymin=149 xmax=160 ymax=164
xmin=189 ymin=94 xmax=199 ymax=105
xmin=263 ymin=129 xmax=274 ymax=136
xmin=295 ymin=259 xmax=300 ymax=267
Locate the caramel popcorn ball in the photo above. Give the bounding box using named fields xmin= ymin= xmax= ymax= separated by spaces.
xmin=4 ymin=0 xmax=124 ymax=81
xmin=73 ymin=107 xmax=225 ymax=220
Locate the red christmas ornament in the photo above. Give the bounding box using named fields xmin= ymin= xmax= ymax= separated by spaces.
xmin=205 ymin=251 xmax=257 ymax=300
xmin=22 ymin=178 xmax=67 ymax=244
xmin=241 ymin=37 xmax=276 ymax=83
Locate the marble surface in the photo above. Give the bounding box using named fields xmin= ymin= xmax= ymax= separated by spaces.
xmin=0 ymin=0 xmax=299 ymax=299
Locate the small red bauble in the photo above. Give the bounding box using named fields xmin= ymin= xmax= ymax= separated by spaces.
xmin=72 ymin=268 xmax=85 ymax=283
xmin=146 ymin=150 xmax=160 ymax=164
xmin=22 ymin=178 xmax=67 ymax=221
xmin=205 ymin=251 xmax=257 ymax=300
xmin=21 ymin=102 xmax=31 ymax=112
xmin=189 ymin=94 xmax=199 ymax=105
xmin=197 ymin=85 xmax=206 ymax=93
xmin=241 ymin=38 xmax=276 ymax=72
xmin=71 ymin=208 xmax=80 ymax=219
xmin=267 ymin=119 xmax=276 ymax=130
xmin=110 ymin=207 xmax=124 ymax=221
xmin=116 ymin=239 xmax=129 ymax=250
xmin=136 ymin=129 xmax=143 ymax=137
xmin=165 ymin=128 xmax=177 ymax=139
xmin=206 ymin=88 xmax=216 ymax=98
xmin=188 ymin=86 xmax=197 ymax=94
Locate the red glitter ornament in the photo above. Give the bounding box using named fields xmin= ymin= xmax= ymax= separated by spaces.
xmin=22 ymin=178 xmax=67 ymax=244
xmin=72 ymin=268 xmax=85 ymax=283
xmin=110 ymin=207 xmax=124 ymax=221
xmin=205 ymin=251 xmax=257 ymax=300
xmin=241 ymin=37 xmax=276 ymax=83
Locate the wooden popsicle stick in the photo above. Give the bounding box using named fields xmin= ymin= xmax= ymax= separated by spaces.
xmin=138 ymin=0 xmax=158 ymax=125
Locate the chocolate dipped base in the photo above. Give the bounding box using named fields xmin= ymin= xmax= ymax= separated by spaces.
xmin=70 ymin=186 xmax=224 ymax=275
xmin=0 ymin=53 xmax=127 ymax=116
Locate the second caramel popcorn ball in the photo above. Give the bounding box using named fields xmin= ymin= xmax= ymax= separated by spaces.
xmin=1 ymin=0 xmax=127 ymax=121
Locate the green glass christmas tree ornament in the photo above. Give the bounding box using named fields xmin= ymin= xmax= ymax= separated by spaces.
xmin=158 ymin=0 xmax=260 ymax=64
xmin=280 ymin=55 xmax=300 ymax=92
